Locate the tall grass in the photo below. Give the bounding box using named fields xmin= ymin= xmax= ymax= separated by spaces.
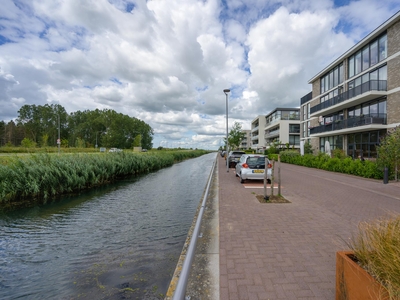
xmin=348 ymin=214 xmax=400 ymax=299
xmin=0 ymin=150 xmax=209 ymax=205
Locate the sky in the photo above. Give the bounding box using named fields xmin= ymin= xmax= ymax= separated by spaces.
xmin=0 ymin=0 xmax=399 ymax=150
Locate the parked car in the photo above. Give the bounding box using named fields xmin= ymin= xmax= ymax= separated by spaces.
xmin=228 ymin=151 xmax=246 ymax=168
xmin=220 ymin=150 xmax=226 ymax=157
xmin=235 ymin=154 xmax=272 ymax=183
xmin=109 ymin=148 xmax=122 ymax=153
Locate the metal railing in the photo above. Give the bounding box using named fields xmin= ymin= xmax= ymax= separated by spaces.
xmin=310 ymin=113 xmax=387 ymax=134
xmin=301 ymin=91 xmax=313 ymax=105
xmin=310 ymin=80 xmax=387 ymax=114
xmin=172 ymin=155 xmax=217 ymax=300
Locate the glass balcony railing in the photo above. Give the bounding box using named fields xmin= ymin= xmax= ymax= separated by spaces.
xmin=310 ymin=80 xmax=387 ymax=114
xmin=309 ymin=113 xmax=387 ymax=135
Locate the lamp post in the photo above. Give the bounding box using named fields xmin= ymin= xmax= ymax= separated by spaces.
xmin=223 ymin=89 xmax=230 ymax=172
xmin=57 ymin=114 xmax=60 ymax=155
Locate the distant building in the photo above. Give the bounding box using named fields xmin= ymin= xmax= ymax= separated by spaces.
xmin=264 ymin=108 xmax=300 ymax=150
xmin=240 ymin=130 xmax=251 ymax=150
xmin=250 ymin=108 xmax=300 ymax=152
xmin=250 ymin=115 xmax=267 ymax=151
xmin=303 ymin=11 xmax=400 ymax=158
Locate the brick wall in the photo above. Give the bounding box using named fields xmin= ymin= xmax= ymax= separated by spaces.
xmin=387 ymin=20 xmax=400 ymax=124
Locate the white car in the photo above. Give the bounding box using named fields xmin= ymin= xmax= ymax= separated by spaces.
xmin=109 ymin=148 xmax=122 ymax=153
xmin=235 ymin=154 xmax=272 ymax=183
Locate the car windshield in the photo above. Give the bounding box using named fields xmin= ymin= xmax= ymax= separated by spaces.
xmin=246 ymin=156 xmax=265 ymax=168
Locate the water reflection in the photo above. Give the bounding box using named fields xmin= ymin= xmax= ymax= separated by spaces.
xmin=0 ymin=153 xmax=216 ymax=299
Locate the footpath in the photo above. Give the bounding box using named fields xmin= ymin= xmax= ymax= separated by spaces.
xmin=169 ymin=155 xmax=400 ymax=299
xmin=218 ymin=155 xmax=400 ymax=299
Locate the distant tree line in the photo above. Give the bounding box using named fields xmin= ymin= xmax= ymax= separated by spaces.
xmin=0 ymin=104 xmax=153 ymax=150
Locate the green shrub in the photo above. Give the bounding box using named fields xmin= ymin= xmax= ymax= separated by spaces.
xmin=279 ymin=151 xmax=383 ymax=180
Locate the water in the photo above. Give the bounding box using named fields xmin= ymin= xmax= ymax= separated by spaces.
xmin=0 ymin=152 xmax=216 ymax=299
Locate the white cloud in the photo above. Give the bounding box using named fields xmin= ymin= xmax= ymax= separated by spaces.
xmin=0 ymin=0 xmax=399 ymax=149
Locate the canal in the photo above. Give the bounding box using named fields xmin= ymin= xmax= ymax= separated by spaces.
xmin=0 ymin=152 xmax=217 ymax=299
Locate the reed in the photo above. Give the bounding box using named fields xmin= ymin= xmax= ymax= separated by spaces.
xmin=348 ymin=214 xmax=400 ymax=299
xmin=0 ymin=150 xmax=209 ymax=205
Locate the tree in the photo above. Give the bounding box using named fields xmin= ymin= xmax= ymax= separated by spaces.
xmin=377 ymin=126 xmax=400 ymax=181
xmin=133 ymin=134 xmax=142 ymax=147
xmin=304 ymin=141 xmax=314 ymax=154
xmin=228 ymin=122 xmax=246 ymax=150
xmin=21 ymin=138 xmax=36 ymax=148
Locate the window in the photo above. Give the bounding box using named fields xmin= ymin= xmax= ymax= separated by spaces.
xmin=378 ymin=65 xmax=387 ymax=80
xmin=379 ymin=35 xmax=387 ymax=61
xmin=362 ymin=46 xmax=369 ymax=71
xmin=333 ymin=67 xmax=338 ymax=87
xmin=320 ymin=135 xmax=343 ymax=152
xmin=339 ymin=64 xmax=344 ymax=84
xmin=320 ymin=63 xmax=343 ymax=93
xmin=349 ymin=56 xmax=355 ymax=78
xmin=347 ymin=130 xmax=386 ymax=158
xmin=355 ymin=51 xmax=362 ymax=75
xmin=348 ymin=99 xmax=386 ymax=118
xmin=370 ymin=40 xmax=378 ymax=66
xmin=329 ymin=71 xmax=334 ymax=90
xmin=289 ymin=135 xmax=300 ymax=146
xmin=289 ymin=124 xmax=300 ymax=133
xmin=347 ymin=33 xmax=386 ymax=79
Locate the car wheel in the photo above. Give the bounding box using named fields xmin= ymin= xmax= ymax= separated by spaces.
xmin=240 ymin=174 xmax=245 ymax=183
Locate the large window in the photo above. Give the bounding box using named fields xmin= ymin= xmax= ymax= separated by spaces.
xmin=347 ymin=64 xmax=387 ymax=92
xmin=320 ymin=64 xmax=343 ymax=94
xmin=320 ymin=135 xmax=343 ymax=152
xmin=347 ymin=129 xmax=386 ymax=158
xmin=348 ymin=33 xmax=387 ymax=78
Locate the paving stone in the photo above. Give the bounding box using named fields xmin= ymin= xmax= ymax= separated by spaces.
xmin=218 ymin=156 xmax=400 ymax=299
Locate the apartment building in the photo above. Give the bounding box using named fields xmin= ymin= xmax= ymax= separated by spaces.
xmin=240 ymin=130 xmax=251 ymax=150
xmin=251 ymin=108 xmax=300 ymax=151
xmin=302 ymin=11 xmax=400 ymax=158
xmin=264 ymin=108 xmax=300 ymax=149
xmin=250 ymin=115 xmax=267 ymax=151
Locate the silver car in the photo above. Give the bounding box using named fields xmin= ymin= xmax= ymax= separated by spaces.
xmin=235 ymin=154 xmax=272 ymax=183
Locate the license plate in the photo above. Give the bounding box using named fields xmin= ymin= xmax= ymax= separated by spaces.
xmin=252 ymin=170 xmax=264 ymax=173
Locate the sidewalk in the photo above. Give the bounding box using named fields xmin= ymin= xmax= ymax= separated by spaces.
xmin=218 ymin=156 xmax=400 ymax=299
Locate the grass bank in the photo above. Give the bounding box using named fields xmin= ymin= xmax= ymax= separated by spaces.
xmin=0 ymin=150 xmax=210 ymax=209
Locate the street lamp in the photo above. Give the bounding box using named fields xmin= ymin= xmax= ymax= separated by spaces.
xmin=57 ymin=114 xmax=60 ymax=155
xmin=223 ymin=89 xmax=230 ymax=172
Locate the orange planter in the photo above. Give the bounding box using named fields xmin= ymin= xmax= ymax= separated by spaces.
xmin=336 ymin=251 xmax=389 ymax=300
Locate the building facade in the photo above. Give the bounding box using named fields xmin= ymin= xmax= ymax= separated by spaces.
xmin=264 ymin=108 xmax=300 ymax=149
xmin=302 ymin=11 xmax=400 ymax=158
xmin=240 ymin=130 xmax=251 ymax=150
xmin=251 ymin=108 xmax=300 ymax=152
xmin=250 ymin=115 xmax=267 ymax=151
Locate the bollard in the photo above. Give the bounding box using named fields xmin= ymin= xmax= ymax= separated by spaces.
xmin=383 ymin=167 xmax=389 ymax=184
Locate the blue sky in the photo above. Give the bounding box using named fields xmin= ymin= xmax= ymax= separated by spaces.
xmin=0 ymin=0 xmax=399 ymax=149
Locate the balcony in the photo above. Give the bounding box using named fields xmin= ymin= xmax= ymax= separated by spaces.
xmin=310 ymin=113 xmax=387 ymax=135
xmin=310 ymin=80 xmax=387 ymax=116
xmin=265 ymin=129 xmax=280 ymax=139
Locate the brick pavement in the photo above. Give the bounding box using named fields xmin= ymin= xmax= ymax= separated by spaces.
xmin=218 ymin=156 xmax=400 ymax=299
